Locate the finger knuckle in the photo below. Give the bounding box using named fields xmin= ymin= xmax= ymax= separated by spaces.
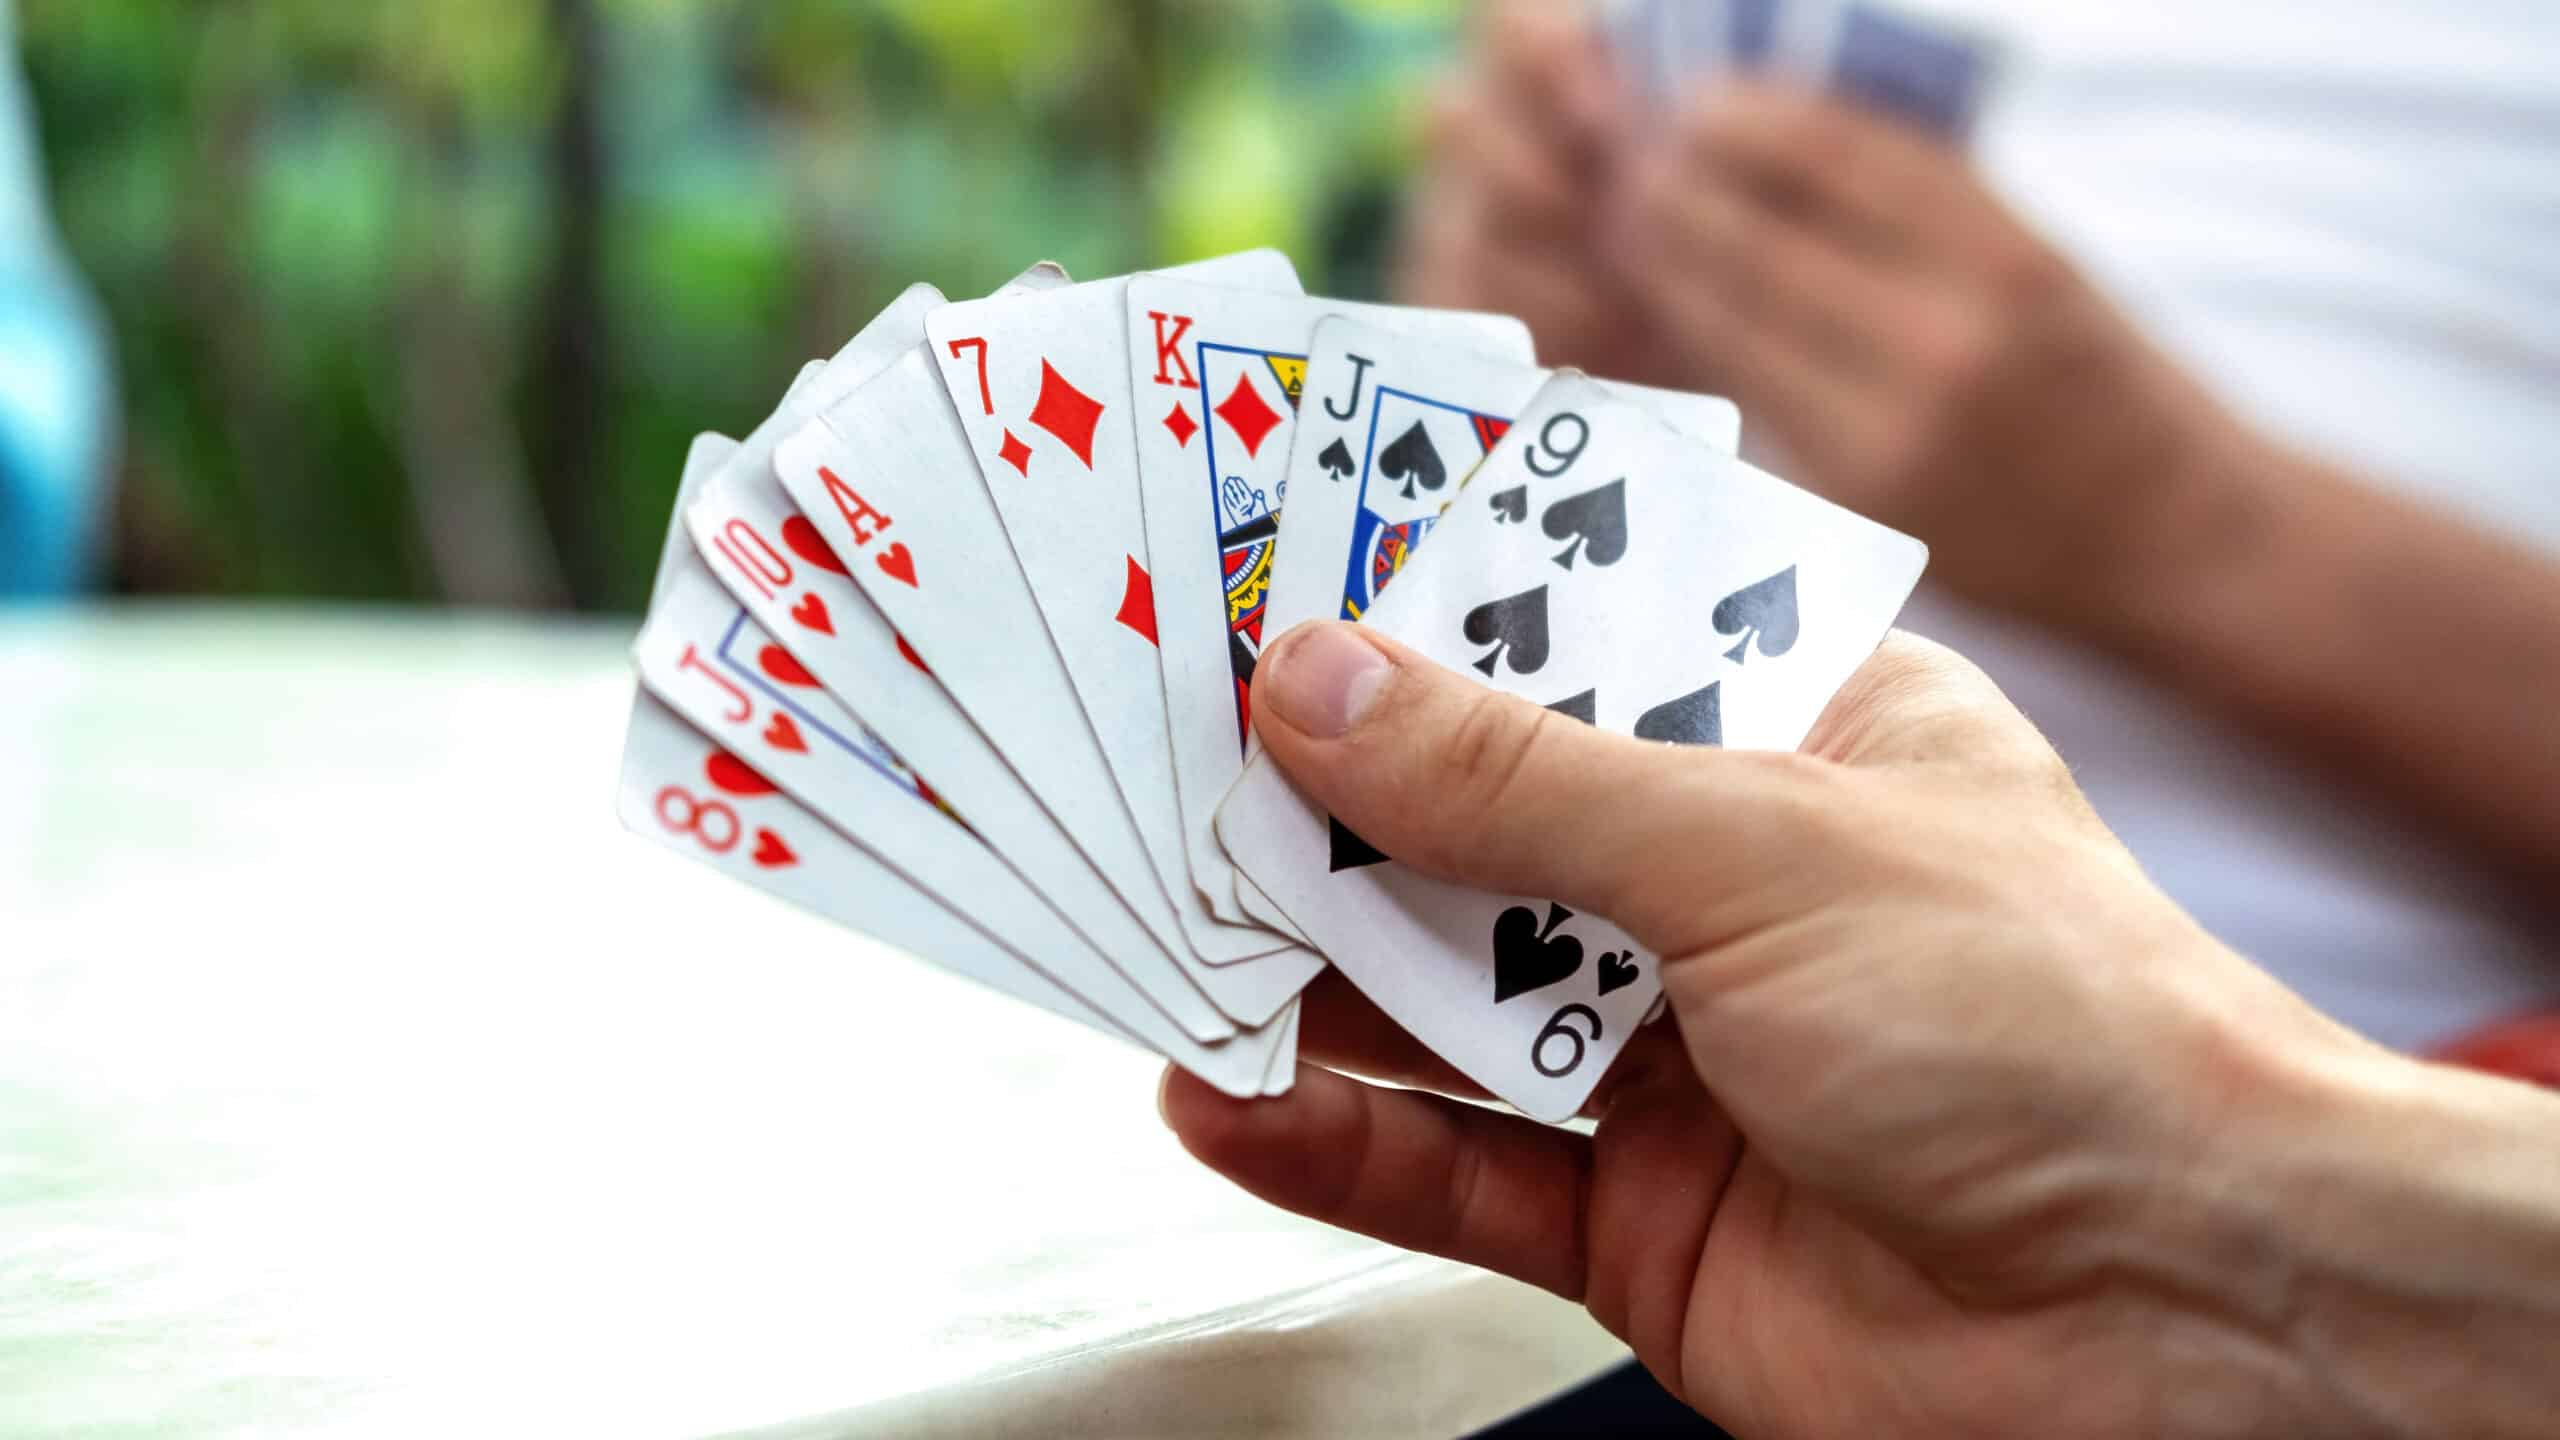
xmin=1719 ymin=750 xmax=1869 ymax=872
xmin=1866 ymin=632 xmax=1985 ymax=709
xmin=1811 ymin=635 xmax=2072 ymax=786
xmin=1443 ymin=691 xmax=1554 ymax=840
xmin=1435 ymin=1128 xmax=1492 ymax=1255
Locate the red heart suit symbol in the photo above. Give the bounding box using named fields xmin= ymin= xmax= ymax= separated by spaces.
xmin=876 ymin=542 xmax=918 ymax=588
xmin=759 ymin=644 xmax=818 ymax=688
xmin=762 ymin=712 xmax=807 ymax=755
xmin=782 ymin=515 xmax=849 ymax=575
xmin=750 ymin=828 xmax=797 ymax=869
xmin=704 ymin=749 xmax=779 ymax=798
xmin=789 ymin=593 xmax=834 ymax=636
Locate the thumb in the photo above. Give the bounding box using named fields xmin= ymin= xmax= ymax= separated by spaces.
xmin=1249 ymin=620 xmax=1816 ymax=953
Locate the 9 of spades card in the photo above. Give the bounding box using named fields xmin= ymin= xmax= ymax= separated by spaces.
xmin=1118 ymin=275 xmax=1532 ymax=933
xmin=1215 ymin=373 xmax=1928 ymax=1120
xmin=1259 ymin=315 xmax=1741 ymax=681
xmin=1228 ymin=320 xmax=1741 ymax=936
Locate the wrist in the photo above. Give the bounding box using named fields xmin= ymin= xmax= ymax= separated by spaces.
xmin=2183 ymin=1029 xmax=2560 ymax=1436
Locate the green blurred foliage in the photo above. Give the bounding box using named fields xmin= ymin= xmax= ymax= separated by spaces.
xmin=20 ymin=0 xmax=1462 ymax=609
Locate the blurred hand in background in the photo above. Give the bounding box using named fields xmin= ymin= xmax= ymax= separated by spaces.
xmin=1603 ymin=83 xmax=2246 ymax=636
xmin=1398 ymin=0 xmax=2238 ymax=633
xmin=1393 ymin=0 xmax=1669 ymax=388
xmin=1399 ymin=0 xmax=2560 ymax=895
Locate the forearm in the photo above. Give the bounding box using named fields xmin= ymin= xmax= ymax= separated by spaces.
xmin=2101 ymin=422 xmax=2560 ymax=888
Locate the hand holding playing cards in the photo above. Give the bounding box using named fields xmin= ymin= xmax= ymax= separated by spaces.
xmin=1606 ymin=83 xmax=2246 ymax=636
xmin=1167 ymin=622 xmax=2560 ymax=1438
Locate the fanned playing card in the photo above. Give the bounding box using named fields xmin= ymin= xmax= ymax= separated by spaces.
xmin=634 ymin=561 xmax=1290 ymax=1094
xmin=770 ymin=345 xmax=1324 ymax=1028
xmin=613 ymin=245 xmax=1950 ymax=1124
xmin=624 ymin=430 xmax=1300 ymax=1091
xmin=620 ymin=686 xmax=1135 ymax=1049
xmin=1261 ymin=317 xmax=1737 ymax=645
xmin=1607 ymin=0 xmax=2001 ymax=141
xmin=1119 ymin=276 xmax=1535 ymax=934
xmin=924 ymin=252 xmax=1312 ymax=968
xmin=1818 ymin=0 xmax=2002 ymax=142
xmin=618 ymin=439 xmax=1129 ymax=1058
xmin=1217 ymin=374 xmax=1925 ymax=1120
xmin=1225 ymin=320 xmax=1740 ymax=935
xmin=677 ymin=270 xmax=1302 ymax=1073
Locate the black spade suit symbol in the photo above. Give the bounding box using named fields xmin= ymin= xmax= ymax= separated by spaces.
xmin=1596 ymin=950 xmax=1640 ymax=996
xmin=1634 ymin=681 xmax=1721 ymax=747
xmin=1544 ymin=689 xmax=1598 ymax=725
xmin=1539 ymin=478 xmax=1628 ymax=571
xmin=1713 ymin=566 xmax=1800 ymax=664
xmin=1327 ymin=815 xmax=1389 ymax=872
xmin=1377 ymin=420 xmax=1448 ymax=501
xmin=1493 ymin=902 xmax=1584 ymax=1004
xmin=1462 ymin=584 xmax=1550 ymax=677
xmin=1488 ymin=484 xmax=1528 ymax=524
xmin=1316 ymin=437 xmax=1355 ymax=481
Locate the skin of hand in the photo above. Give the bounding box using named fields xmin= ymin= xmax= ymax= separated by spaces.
xmin=1604 ymin=82 xmax=2560 ymax=885
xmin=1604 ymin=81 xmax=2258 ymax=638
xmin=1162 ymin=620 xmax=2560 ymax=1439
xmin=1397 ymin=5 xmax=2241 ymax=637
xmin=1393 ymin=0 xmax=1671 ymax=385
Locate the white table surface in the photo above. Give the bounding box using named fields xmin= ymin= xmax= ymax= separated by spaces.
xmin=0 ymin=605 xmax=1625 ymax=1438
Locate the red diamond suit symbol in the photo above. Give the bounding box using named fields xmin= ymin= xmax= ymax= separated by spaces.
xmin=1029 ymin=359 xmax=1105 ymax=469
xmin=1114 ymin=555 xmax=1159 ymax=646
xmin=1213 ymin=372 xmax=1282 ymax=458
